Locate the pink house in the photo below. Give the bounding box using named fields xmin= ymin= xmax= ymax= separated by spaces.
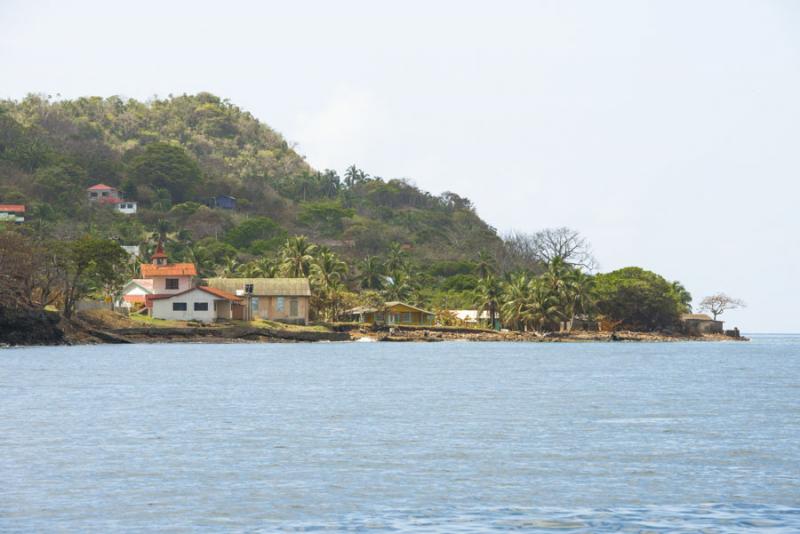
xmin=140 ymin=243 xmax=198 ymax=297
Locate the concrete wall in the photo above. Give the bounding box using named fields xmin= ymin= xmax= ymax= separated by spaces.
xmin=151 ymin=275 xmax=193 ymax=294
xmin=152 ymin=289 xmax=219 ymax=323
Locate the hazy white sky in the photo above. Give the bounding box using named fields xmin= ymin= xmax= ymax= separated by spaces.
xmin=2 ymin=0 xmax=799 ymax=332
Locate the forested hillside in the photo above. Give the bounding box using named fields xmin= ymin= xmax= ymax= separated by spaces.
xmin=0 ymin=92 xmax=498 ymax=261
xmin=1 ymin=93 xmax=697 ymax=330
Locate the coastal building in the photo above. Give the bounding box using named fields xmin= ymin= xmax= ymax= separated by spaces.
xmin=150 ymin=286 xmax=242 ymax=323
xmin=203 ymin=277 xmax=311 ymax=324
xmin=446 ymin=309 xmax=498 ymax=326
xmin=205 ymin=195 xmax=237 ymax=210
xmin=116 ymin=279 xmax=154 ymax=310
xmin=0 ymin=204 xmax=25 ymax=223
xmin=681 ymin=313 xmax=723 ymax=335
xmin=86 ymin=184 xmax=137 ymax=214
xmin=140 ymin=243 xmax=197 ymax=295
xmin=346 ymin=301 xmax=435 ymax=326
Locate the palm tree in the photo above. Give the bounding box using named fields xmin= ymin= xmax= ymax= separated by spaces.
xmin=358 ymin=255 xmax=385 ymax=290
xmin=525 ymin=279 xmax=561 ymax=332
xmin=217 ymin=255 xmax=240 ymax=278
xmin=310 ymin=251 xmax=348 ymax=320
xmin=384 ymin=242 xmax=408 ymax=275
xmin=475 ymin=250 xmax=496 ymax=279
xmin=383 ymin=269 xmax=416 ymax=302
xmin=476 ymin=274 xmax=502 ymax=330
xmin=279 ymin=236 xmax=317 ymax=277
xmin=501 ymin=273 xmax=530 ymax=331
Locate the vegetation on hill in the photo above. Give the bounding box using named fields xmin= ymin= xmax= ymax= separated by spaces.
xmin=1 ymin=93 xmax=699 ymax=333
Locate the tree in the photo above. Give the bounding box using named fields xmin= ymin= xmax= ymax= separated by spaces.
xmin=310 ymin=250 xmax=348 ymax=320
xmin=279 ymin=236 xmax=317 ymax=277
xmin=61 ymin=236 xmax=129 ymax=318
xmin=475 ymin=274 xmax=502 ymax=330
xmin=593 ymin=267 xmax=686 ymax=331
xmin=128 ymin=142 xmax=202 ymax=203
xmin=699 ymin=293 xmax=746 ymax=320
xmin=358 ymin=255 xmax=385 ymax=290
xmin=225 ymin=216 xmax=286 ymax=251
xmin=298 ymin=200 xmax=355 ymax=236
xmin=475 ymin=250 xmax=496 ymax=279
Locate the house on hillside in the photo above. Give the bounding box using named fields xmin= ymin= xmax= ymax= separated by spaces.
xmin=0 ymin=204 xmax=25 ymax=223
xmin=205 ymin=195 xmax=237 ymax=210
xmin=681 ymin=313 xmax=723 ymax=335
xmin=346 ymin=301 xmax=435 ymax=326
xmin=86 ymin=184 xmax=137 ymax=214
xmin=203 ymin=278 xmax=311 ymax=324
xmin=140 ymin=243 xmax=197 ymax=295
xmin=150 ymin=286 xmax=242 ymax=323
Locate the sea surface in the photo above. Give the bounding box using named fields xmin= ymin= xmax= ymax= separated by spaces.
xmin=1 ymin=336 xmax=799 ymax=532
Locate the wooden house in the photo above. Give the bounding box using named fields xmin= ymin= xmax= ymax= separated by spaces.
xmin=346 ymin=301 xmax=435 ymax=326
xmin=203 ymin=277 xmax=311 ymax=324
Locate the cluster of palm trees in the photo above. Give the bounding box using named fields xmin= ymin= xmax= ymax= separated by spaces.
xmin=475 ymin=256 xmax=595 ymax=332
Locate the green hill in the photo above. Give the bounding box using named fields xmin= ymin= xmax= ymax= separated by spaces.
xmin=0 ymin=92 xmax=500 ymax=263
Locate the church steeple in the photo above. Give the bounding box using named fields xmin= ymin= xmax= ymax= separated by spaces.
xmin=151 ymin=241 xmax=168 ymax=266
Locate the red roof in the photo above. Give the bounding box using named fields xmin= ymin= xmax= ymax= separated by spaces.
xmin=140 ymin=263 xmax=198 ymax=278
xmin=149 ymin=286 xmax=241 ymax=302
xmin=151 ymin=241 xmax=167 ymax=259
xmin=87 ymin=184 xmax=117 ymax=191
xmin=0 ymin=204 xmax=25 ymax=213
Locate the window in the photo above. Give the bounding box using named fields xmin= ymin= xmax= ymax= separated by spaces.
xmin=250 ymin=297 xmax=259 ymax=313
xmin=276 ymin=297 xmax=285 ymax=312
xmin=244 ymin=284 xmax=254 ymax=294
xmin=290 ymin=298 xmax=298 ymax=316
xmin=401 ymin=312 xmax=412 ymax=323
xmin=194 ymin=302 xmax=209 ymax=311
xmin=165 ymin=278 xmax=179 ymax=290
xmin=172 ymin=302 xmax=187 ymax=311
xmin=90 ymin=192 xmax=98 ymax=198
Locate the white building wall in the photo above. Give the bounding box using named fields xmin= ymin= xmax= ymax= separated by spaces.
xmin=152 ymin=289 xmax=219 ymax=323
xmin=116 ymin=202 xmax=138 ymax=214
xmin=151 ymin=276 xmax=193 ymax=294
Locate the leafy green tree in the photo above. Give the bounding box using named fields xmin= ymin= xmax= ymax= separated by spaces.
xmin=61 ymin=236 xmax=129 ymax=318
xmin=225 ymin=216 xmax=286 ymax=251
xmin=593 ymin=267 xmax=686 ymax=331
xmin=310 ymin=250 xmax=348 ymax=320
xmin=298 ymin=200 xmax=355 ymax=236
xmin=128 ymin=142 xmax=201 ymax=203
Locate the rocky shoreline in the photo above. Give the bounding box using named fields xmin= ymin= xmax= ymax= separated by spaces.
xmin=0 ymin=310 xmax=748 ymax=347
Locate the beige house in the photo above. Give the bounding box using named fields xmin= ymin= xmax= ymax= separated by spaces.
xmin=681 ymin=313 xmax=723 ymax=335
xmin=203 ymin=278 xmax=311 ymax=324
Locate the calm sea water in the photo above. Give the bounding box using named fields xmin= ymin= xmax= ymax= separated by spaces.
xmin=1 ymin=336 xmax=799 ymax=532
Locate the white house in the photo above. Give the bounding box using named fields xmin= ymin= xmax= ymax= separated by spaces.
xmin=116 ymin=278 xmax=154 ymax=310
xmin=116 ymin=201 xmax=138 ymax=214
xmin=150 ymin=286 xmax=242 ymax=323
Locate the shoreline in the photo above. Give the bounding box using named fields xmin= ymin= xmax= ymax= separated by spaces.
xmin=0 ymin=310 xmax=748 ymax=347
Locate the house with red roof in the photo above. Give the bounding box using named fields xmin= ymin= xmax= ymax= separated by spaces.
xmin=0 ymin=204 xmax=25 ymax=223
xmin=140 ymin=242 xmax=197 ymax=295
xmin=86 ymin=184 xmax=137 ymax=214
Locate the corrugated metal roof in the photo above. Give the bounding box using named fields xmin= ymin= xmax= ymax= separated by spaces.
xmin=681 ymin=313 xmax=718 ymax=321
xmin=204 ymin=277 xmax=312 ymax=297
xmin=149 ymin=286 xmax=241 ymax=301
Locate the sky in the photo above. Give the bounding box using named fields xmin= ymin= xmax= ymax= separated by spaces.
xmin=2 ymin=0 xmax=799 ymax=332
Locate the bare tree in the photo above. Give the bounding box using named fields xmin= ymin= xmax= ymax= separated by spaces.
xmin=699 ymin=293 xmax=746 ymax=320
xmin=499 ymin=227 xmax=597 ymax=273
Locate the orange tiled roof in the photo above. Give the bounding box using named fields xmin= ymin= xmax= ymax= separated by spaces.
xmin=0 ymin=204 xmax=26 ymax=212
xmin=140 ymin=263 xmax=198 ymax=277
xmin=87 ymin=183 xmax=116 ymax=191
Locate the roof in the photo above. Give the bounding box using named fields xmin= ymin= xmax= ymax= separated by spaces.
xmin=681 ymin=313 xmax=720 ymax=322
xmin=204 ymin=277 xmax=312 ymax=297
xmin=140 ymin=263 xmax=198 ymax=277
xmin=151 ymin=241 xmax=167 ymax=259
xmin=87 ymin=183 xmax=117 ymax=191
xmin=150 ymin=286 xmax=241 ymax=302
xmin=384 ymin=301 xmax=435 ymax=315
xmin=347 ymin=301 xmax=435 ymax=316
xmin=0 ymin=204 xmax=25 ymax=213
xmin=124 ymin=279 xmax=154 ymax=293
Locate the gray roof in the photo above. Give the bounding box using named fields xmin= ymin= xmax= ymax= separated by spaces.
xmin=203 ymin=277 xmax=311 ymax=297
xmin=681 ymin=313 xmax=719 ymax=322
